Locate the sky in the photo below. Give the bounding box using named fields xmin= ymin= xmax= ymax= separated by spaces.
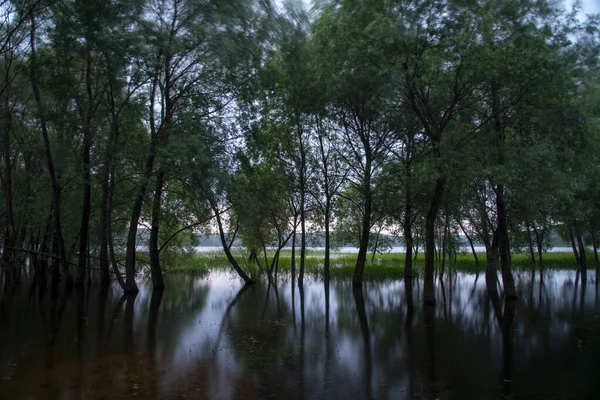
xmin=565 ymin=0 xmax=600 ymax=16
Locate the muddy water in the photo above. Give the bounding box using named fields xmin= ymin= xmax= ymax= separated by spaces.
xmin=0 ymin=269 xmax=599 ymax=399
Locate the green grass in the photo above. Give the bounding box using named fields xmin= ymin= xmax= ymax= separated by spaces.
xmin=163 ymin=248 xmax=597 ymax=281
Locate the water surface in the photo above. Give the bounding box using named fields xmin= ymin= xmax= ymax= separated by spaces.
xmin=0 ymin=269 xmax=599 ymax=399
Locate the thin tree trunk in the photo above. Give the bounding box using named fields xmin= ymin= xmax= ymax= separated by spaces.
xmin=533 ymin=225 xmax=544 ymax=267
xmin=458 ymin=220 xmax=478 ymax=264
xmin=404 ymin=202 xmax=414 ymax=279
xmin=107 ymin=167 xmax=126 ymax=290
xmin=590 ymin=230 xmax=598 ymax=266
xmin=371 ymin=227 xmax=380 ymax=263
xmin=569 ymin=228 xmax=580 ymax=266
xmin=324 ymin=203 xmax=331 ymax=281
xmin=291 ymin=214 xmax=297 ymax=278
xmin=354 ymin=156 xmax=372 ymax=287
xmin=299 ymin=130 xmax=306 ymax=286
xmin=29 ymin=13 xmax=72 ymax=283
xmin=149 ymin=170 xmax=166 ymax=291
xmin=576 ymin=231 xmax=587 ymax=284
xmin=98 ymin=167 xmax=111 ymax=285
xmin=440 ymin=212 xmax=449 ymax=280
xmin=1 ymin=93 xmax=17 ymax=283
xmin=211 ymin=201 xmax=253 ymax=284
xmin=495 ymin=185 xmax=517 ymax=299
xmin=424 ymin=179 xmax=445 ymax=305
xmin=526 ymin=223 xmax=536 ymax=265
xmin=76 ymin=44 xmax=94 ymax=285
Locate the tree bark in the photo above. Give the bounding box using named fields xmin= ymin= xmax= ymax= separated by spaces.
xmin=76 ymin=44 xmax=94 ymax=285
xmin=458 ymin=220 xmax=478 ymax=264
xmin=98 ymin=167 xmax=111 ymax=285
xmin=299 ymin=132 xmax=306 ymax=286
xmin=495 ymin=184 xmax=517 ymax=299
xmin=404 ymin=202 xmax=414 ymax=279
xmin=569 ymin=228 xmax=580 ymax=266
xmin=354 ymin=153 xmax=372 ymax=287
xmin=149 ymin=170 xmax=166 ymax=290
xmin=424 ymin=179 xmax=445 ymax=305
xmin=29 ymin=13 xmax=72 ymax=283
xmin=211 ymin=200 xmax=253 ymax=284
xmin=526 ymin=223 xmax=536 ymax=265
xmin=1 ymin=93 xmax=17 ymax=283
xmin=324 ymin=202 xmax=331 ymax=281
xmin=576 ymin=230 xmax=587 ymax=284
xmin=440 ymin=212 xmax=449 ymax=280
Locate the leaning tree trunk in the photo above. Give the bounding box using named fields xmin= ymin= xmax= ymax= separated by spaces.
xmin=149 ymin=170 xmax=166 ymax=291
xmin=458 ymin=220 xmax=478 ymax=264
xmin=569 ymin=228 xmax=580 ymax=266
xmin=424 ymin=179 xmax=445 ymax=306
xmin=210 ymin=200 xmax=253 ymax=284
xmin=30 ymin=14 xmax=72 ymax=283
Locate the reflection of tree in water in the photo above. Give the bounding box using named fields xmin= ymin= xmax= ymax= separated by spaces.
xmin=2 ymin=271 xmax=600 ymax=399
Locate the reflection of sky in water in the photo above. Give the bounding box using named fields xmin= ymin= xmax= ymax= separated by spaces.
xmin=0 ymin=268 xmax=598 ymax=399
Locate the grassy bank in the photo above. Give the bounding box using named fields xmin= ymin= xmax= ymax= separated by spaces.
xmin=165 ymin=249 xmax=597 ymax=281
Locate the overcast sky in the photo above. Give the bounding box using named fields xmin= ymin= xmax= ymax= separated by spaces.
xmin=564 ymin=0 xmax=599 ymax=15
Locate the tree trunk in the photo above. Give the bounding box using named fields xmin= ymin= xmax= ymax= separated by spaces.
xmin=107 ymin=166 xmax=126 ymax=291
xmin=440 ymin=212 xmax=449 ymax=280
xmin=299 ymin=131 xmax=306 ymax=286
xmin=495 ymin=184 xmax=517 ymax=299
xmin=526 ymin=223 xmax=536 ymax=265
xmin=291 ymin=214 xmax=297 ymax=278
xmin=533 ymin=225 xmax=544 ymax=267
xmin=211 ymin=201 xmax=253 ymax=284
xmin=149 ymin=170 xmax=166 ymax=290
xmin=576 ymin=231 xmax=587 ymax=284
xmin=424 ymin=179 xmax=445 ymax=305
xmin=404 ymin=202 xmax=414 ymax=279
xmin=76 ymin=45 xmax=94 ymax=285
xmin=458 ymin=220 xmax=478 ymax=264
xmin=1 ymin=98 xmax=17 ymax=283
xmin=324 ymin=202 xmax=331 ymax=281
xmin=29 ymin=14 xmax=72 ymax=283
xmin=569 ymin=228 xmax=580 ymax=266
xmin=98 ymin=167 xmax=111 ymax=285
xmin=590 ymin=230 xmax=598 ymax=266
xmin=354 ymin=155 xmax=372 ymax=287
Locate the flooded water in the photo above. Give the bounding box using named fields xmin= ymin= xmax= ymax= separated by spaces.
xmin=0 ymin=269 xmax=599 ymax=399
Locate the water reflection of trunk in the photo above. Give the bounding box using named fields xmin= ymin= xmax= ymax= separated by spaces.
xmin=404 ymin=278 xmax=415 ymax=398
xmin=97 ymin=284 xmax=109 ymax=352
xmin=299 ymin=282 xmax=306 ymax=400
xmin=124 ymin=293 xmax=138 ymax=396
xmin=261 ymin=282 xmax=272 ymax=320
xmin=147 ymin=289 xmax=164 ymax=398
xmin=213 ymin=283 xmax=252 ymax=355
xmin=124 ymin=294 xmax=137 ymax=350
xmin=75 ymin=286 xmax=86 ymax=399
xmin=45 ymin=283 xmax=72 ymax=394
xmin=424 ymin=306 xmax=439 ymax=399
xmin=501 ymin=300 xmax=516 ymax=398
xmin=353 ymin=285 xmax=372 ymax=399
xmin=440 ymin=279 xmax=448 ymax=322
xmin=324 ymin=278 xmax=331 ymax=396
